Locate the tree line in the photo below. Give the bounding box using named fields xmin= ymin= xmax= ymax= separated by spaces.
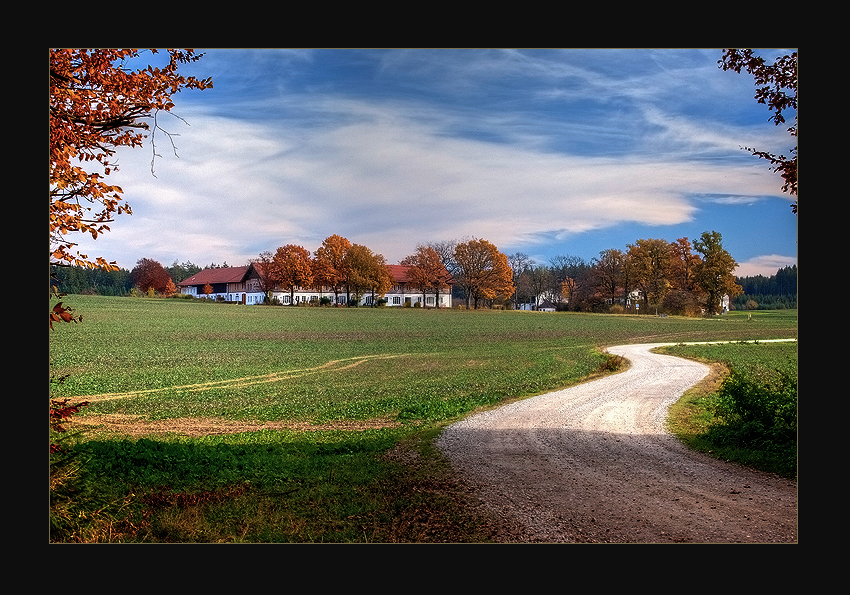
xmin=732 ymin=265 xmax=797 ymax=310
xmin=253 ymin=235 xmax=512 ymax=308
xmin=52 ymin=230 xmax=750 ymax=315
xmin=51 ymin=260 xmax=203 ymax=297
xmin=499 ymin=231 xmax=744 ymax=315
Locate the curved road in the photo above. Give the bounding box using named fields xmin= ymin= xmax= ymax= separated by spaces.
xmin=436 ymin=343 xmax=797 ymax=543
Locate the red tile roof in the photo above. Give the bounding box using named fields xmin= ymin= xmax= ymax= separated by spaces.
xmin=177 ymin=265 xmax=251 ymax=287
xmin=386 ymin=264 xmax=411 ymax=283
xmin=386 ymin=264 xmax=453 ymax=285
xmin=177 ymin=262 xmax=452 ymax=288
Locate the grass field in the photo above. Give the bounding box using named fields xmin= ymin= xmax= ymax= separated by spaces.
xmin=49 ymin=296 xmax=798 ymax=542
xmin=660 ymin=340 xmax=798 ymax=478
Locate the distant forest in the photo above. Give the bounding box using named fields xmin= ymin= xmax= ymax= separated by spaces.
xmin=733 ymin=265 xmax=797 ymax=310
xmin=51 ymin=261 xmax=206 ymax=296
xmin=53 ymin=259 xmax=798 ymax=311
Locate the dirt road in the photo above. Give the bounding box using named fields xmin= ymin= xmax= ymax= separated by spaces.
xmin=436 ymin=343 xmax=797 ymax=543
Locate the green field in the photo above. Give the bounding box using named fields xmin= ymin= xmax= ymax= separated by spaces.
xmin=49 ymin=296 xmax=798 ymax=542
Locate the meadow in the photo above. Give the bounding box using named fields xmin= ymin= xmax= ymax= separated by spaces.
xmin=49 ymin=296 xmax=798 ymax=542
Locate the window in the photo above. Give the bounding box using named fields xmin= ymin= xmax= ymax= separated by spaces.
xmin=393 ymin=297 xmax=401 ymax=305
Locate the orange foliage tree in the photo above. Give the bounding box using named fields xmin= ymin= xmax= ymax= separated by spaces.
xmin=453 ymin=238 xmax=514 ymax=309
xmin=130 ymin=257 xmax=172 ymax=294
xmin=270 ymin=245 xmax=314 ymax=305
xmin=401 ymin=245 xmax=450 ymax=307
xmin=344 ymin=244 xmax=394 ymax=306
xmin=626 ymin=238 xmax=673 ymax=310
xmin=313 ymin=234 xmax=352 ymax=305
xmin=49 ymin=49 xmax=212 ymax=323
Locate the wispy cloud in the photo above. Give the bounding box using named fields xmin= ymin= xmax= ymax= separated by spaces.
xmin=68 ymin=49 xmax=797 ymax=277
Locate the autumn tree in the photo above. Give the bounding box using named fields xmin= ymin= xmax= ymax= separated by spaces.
xmin=130 ymin=258 xmax=172 ymax=293
xmin=344 ymin=244 xmax=393 ymax=306
xmin=560 ymin=277 xmax=577 ymax=306
xmin=401 ymin=245 xmax=450 ymax=308
xmin=50 ymin=49 xmax=213 ymax=273
xmin=453 ymin=239 xmax=514 ymax=309
xmin=667 ymin=238 xmax=701 ymax=293
xmin=619 ymin=251 xmax=639 ymax=312
xmin=50 ymin=49 xmax=212 ymax=327
xmin=270 ymin=245 xmax=314 ymax=305
xmin=366 ymin=253 xmax=395 ymax=307
xmin=719 ymin=49 xmax=797 ymax=213
xmin=627 ymin=238 xmax=672 ymax=310
xmin=664 ymin=238 xmax=703 ymax=316
xmin=692 ymin=231 xmax=743 ymax=315
xmin=313 ymin=234 xmax=352 ymax=305
xmin=427 ymin=239 xmax=460 ymax=279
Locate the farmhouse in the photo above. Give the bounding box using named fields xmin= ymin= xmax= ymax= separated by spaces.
xmin=177 ymin=262 xmax=453 ymax=307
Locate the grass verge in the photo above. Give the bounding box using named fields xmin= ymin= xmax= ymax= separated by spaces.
xmin=663 ymin=341 xmax=797 ymax=480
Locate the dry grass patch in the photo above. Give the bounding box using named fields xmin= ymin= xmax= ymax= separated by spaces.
xmin=75 ymin=413 xmax=403 ymax=438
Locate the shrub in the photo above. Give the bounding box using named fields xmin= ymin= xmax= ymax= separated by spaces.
xmin=663 ymin=290 xmax=700 ymax=316
xmin=709 ymin=364 xmax=797 ymax=448
xmin=609 ymin=304 xmax=625 ymax=314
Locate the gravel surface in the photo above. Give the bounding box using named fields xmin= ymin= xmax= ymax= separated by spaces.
xmin=436 ymin=343 xmax=798 ymax=543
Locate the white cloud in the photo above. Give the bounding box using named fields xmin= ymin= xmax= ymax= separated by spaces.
xmin=734 ymin=254 xmax=797 ymax=278
xmin=68 ymin=94 xmax=790 ymax=270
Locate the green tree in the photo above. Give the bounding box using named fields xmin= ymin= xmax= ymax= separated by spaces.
xmin=166 ymin=260 xmax=202 ymax=283
xmin=692 ymin=231 xmax=743 ymax=315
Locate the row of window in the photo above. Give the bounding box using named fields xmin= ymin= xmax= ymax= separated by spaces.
xmin=183 ymin=288 xmax=447 ymax=306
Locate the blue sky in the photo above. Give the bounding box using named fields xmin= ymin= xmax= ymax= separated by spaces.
xmin=76 ymin=48 xmax=797 ymax=277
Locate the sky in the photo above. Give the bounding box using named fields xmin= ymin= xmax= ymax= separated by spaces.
xmin=70 ymin=48 xmax=798 ymax=278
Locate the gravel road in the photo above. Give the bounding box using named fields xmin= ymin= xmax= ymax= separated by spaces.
xmin=436 ymin=343 xmax=798 ymax=543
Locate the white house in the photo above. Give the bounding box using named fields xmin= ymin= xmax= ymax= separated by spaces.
xmin=176 ymin=262 xmax=453 ymax=307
